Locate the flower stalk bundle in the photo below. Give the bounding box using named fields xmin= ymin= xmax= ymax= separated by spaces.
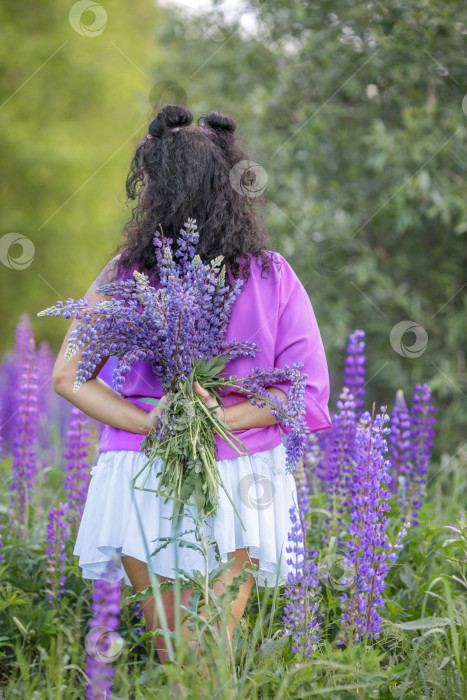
xmin=38 ymin=218 xmax=309 ymax=527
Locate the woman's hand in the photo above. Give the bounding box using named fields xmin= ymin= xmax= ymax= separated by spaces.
xmin=193 ymin=381 xmax=226 ymax=425
xmin=145 ymin=395 xmax=169 ymax=432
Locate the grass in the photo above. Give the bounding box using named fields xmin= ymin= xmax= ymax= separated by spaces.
xmin=0 ymin=438 xmax=466 ymax=699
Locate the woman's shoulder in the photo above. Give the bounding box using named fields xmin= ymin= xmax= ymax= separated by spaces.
xmin=248 ymin=249 xmax=301 ymax=287
xmin=92 ymin=253 xmax=123 ymax=287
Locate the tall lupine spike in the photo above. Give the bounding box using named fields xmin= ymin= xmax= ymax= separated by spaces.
xmin=343 ymin=329 xmax=366 ymax=414
xmin=339 ymin=405 xmax=401 ymax=644
xmin=45 ymin=502 xmax=69 ymax=603
xmin=4 ymin=315 xmax=35 ymax=457
xmin=322 ymin=387 xmax=359 ymax=541
xmin=15 ymin=313 xmax=34 ymax=369
xmin=85 ymin=554 xmax=122 ymax=700
xmin=408 ymin=383 xmax=436 ymax=526
xmin=10 ymin=336 xmax=39 ymax=527
xmin=64 ymin=406 xmax=92 ymax=527
xmin=387 ymin=389 xmax=412 ymax=499
xmin=282 ymin=459 xmax=321 ymax=658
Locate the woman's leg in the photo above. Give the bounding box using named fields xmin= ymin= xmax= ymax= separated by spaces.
xmin=121 ymin=548 xmax=259 ymax=665
xmin=121 ymin=554 xmax=193 ymax=664
xmin=211 ymin=548 xmax=259 ymax=647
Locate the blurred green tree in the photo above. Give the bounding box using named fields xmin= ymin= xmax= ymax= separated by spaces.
xmin=246 ymin=0 xmax=467 ymax=457
xmin=0 ymin=0 xmax=164 ymax=349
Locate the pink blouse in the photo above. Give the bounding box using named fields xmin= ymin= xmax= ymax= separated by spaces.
xmin=97 ymin=251 xmax=333 ymax=459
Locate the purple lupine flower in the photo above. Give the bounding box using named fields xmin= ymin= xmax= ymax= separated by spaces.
xmin=10 ymin=336 xmax=39 ymax=526
xmin=408 ymin=384 xmax=436 ymax=526
xmin=63 ymin=406 xmax=91 ymax=525
xmin=343 ymin=329 xmax=366 ymax=414
xmin=0 ymin=315 xmax=34 ymax=457
xmin=282 ymin=458 xmax=321 ymax=658
xmin=282 ymin=514 xmax=321 ymax=658
xmin=339 ymin=406 xmax=409 ymax=643
xmin=321 ymin=388 xmax=358 ymax=538
xmin=45 ymin=502 xmax=69 ymax=603
xmin=85 ymin=555 xmax=122 ymax=700
xmin=134 ymin=600 xmax=146 ymax=647
xmin=387 ymin=389 xmax=412 ymax=498
xmin=241 ymin=362 xmax=309 ymax=472
xmin=15 ymin=313 xmax=34 ymax=369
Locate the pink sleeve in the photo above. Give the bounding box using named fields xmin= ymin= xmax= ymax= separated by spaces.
xmin=270 ymin=264 xmax=333 ymax=435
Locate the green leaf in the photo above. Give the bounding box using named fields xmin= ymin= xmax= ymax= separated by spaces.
xmin=394 ymin=617 xmax=452 ymax=630
xmin=138 ymin=397 xmax=166 ymax=408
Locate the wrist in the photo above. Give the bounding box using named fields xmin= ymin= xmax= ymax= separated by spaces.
xmin=141 ymin=407 xmax=165 ymax=435
xmin=217 ymin=404 xmax=228 ymax=427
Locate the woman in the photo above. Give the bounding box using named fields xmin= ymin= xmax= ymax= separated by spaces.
xmin=52 ymin=104 xmax=332 ymax=665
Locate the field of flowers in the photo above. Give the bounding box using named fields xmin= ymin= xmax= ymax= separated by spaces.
xmin=0 ymin=316 xmax=466 ymax=699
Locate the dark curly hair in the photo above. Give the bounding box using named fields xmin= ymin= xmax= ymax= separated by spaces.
xmin=111 ymin=104 xmax=272 ymax=283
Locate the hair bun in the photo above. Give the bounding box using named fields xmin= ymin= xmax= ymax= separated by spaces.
xmin=202 ymin=111 xmax=237 ymax=135
xmin=148 ymin=104 xmax=193 ymax=138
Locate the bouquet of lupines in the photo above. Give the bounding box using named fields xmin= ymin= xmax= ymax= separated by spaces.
xmin=38 ymin=219 xmax=309 ymax=528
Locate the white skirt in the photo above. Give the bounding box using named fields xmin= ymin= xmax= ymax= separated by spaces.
xmin=73 ymin=442 xmax=298 ymax=588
